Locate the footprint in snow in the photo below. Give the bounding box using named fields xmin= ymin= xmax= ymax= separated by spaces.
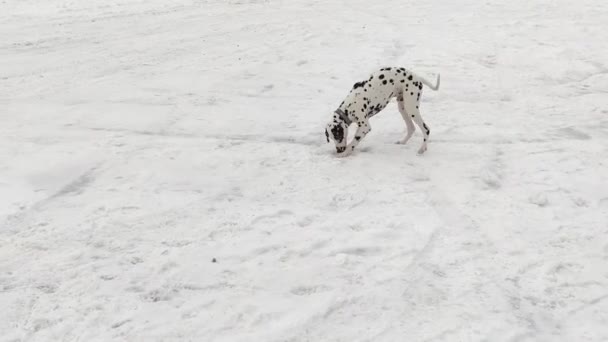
xmin=261 ymin=84 xmax=274 ymax=93
xmin=251 ymin=209 xmax=294 ymax=225
xmin=529 ymin=193 xmax=549 ymax=207
xmin=554 ymin=127 xmax=591 ymax=140
xmin=331 ymin=246 xmax=382 ymax=257
xmin=291 ymin=285 xmax=332 ymax=296
xmin=296 ymin=215 xmax=316 ymax=227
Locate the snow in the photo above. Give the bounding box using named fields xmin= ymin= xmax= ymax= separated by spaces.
xmin=1 ymin=0 xmax=608 ymax=340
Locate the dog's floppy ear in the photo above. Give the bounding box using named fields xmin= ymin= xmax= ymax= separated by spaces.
xmin=325 ymin=128 xmax=330 ymax=143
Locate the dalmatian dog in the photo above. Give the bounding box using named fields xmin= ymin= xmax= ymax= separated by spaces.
xmin=325 ymin=67 xmax=440 ymax=157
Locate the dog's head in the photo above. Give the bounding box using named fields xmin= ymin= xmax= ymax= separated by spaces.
xmin=325 ymin=119 xmax=348 ymax=153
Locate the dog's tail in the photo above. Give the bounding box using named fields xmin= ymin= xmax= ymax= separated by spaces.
xmin=418 ymin=73 xmax=440 ymax=91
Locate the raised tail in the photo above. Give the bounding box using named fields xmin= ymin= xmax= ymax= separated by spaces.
xmin=418 ymin=73 xmax=440 ymax=91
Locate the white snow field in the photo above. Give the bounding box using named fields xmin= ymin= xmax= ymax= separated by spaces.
xmin=2 ymin=0 xmax=608 ymax=341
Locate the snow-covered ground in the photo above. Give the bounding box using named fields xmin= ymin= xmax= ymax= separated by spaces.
xmin=2 ymin=0 xmax=608 ymax=340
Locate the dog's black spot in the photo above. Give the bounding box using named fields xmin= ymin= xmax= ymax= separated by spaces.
xmin=379 ymin=74 xmax=385 ymax=79
xmin=413 ymin=82 xmax=418 ymax=86
xmin=390 ymin=79 xmax=394 ymax=84
xmin=353 ymin=81 xmax=367 ymax=89
xmin=419 ymin=83 xmax=423 ymax=90
xmin=416 ymin=105 xmax=419 ymax=109
xmin=399 ymin=67 xmax=406 ymax=72
xmin=411 ymin=92 xmax=414 ymax=95
xmin=363 ymin=104 xmax=367 ymax=109
xmin=408 ymin=75 xmax=413 ymax=80
xmin=424 ymin=138 xmax=427 ymax=142
xmin=423 ymin=122 xmax=430 ymax=135
xmin=325 ymin=129 xmax=329 ymax=142
xmin=355 ymin=136 xmax=361 ymax=141
xmin=411 ymin=115 xmax=415 ymax=117
xmin=386 ymin=67 xmax=392 ymax=71
xmin=383 ymin=80 xmax=387 ymax=85
xmin=400 ymin=80 xmax=405 ymax=83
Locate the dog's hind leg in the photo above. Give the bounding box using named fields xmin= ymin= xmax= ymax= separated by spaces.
xmin=404 ymin=100 xmax=430 ymax=155
xmin=396 ymin=92 xmax=415 ymax=145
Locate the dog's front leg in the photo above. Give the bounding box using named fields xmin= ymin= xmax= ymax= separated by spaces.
xmin=338 ymin=120 xmax=371 ymax=156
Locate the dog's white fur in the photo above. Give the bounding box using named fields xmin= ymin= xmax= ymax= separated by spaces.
xmin=326 ymin=67 xmax=440 ymax=157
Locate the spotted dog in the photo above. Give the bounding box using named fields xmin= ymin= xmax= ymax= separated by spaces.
xmin=325 ymin=67 xmax=440 ymax=157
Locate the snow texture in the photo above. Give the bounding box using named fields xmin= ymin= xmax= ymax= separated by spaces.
xmin=1 ymin=0 xmax=608 ymax=341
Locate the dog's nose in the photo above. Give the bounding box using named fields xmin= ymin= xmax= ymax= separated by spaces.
xmin=336 ymin=146 xmax=346 ymax=153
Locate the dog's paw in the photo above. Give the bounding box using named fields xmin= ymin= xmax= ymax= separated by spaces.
xmin=396 ymin=137 xmax=411 ymax=145
xmin=336 ymin=150 xmax=352 ymax=158
xmin=417 ymin=146 xmax=427 ymax=155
